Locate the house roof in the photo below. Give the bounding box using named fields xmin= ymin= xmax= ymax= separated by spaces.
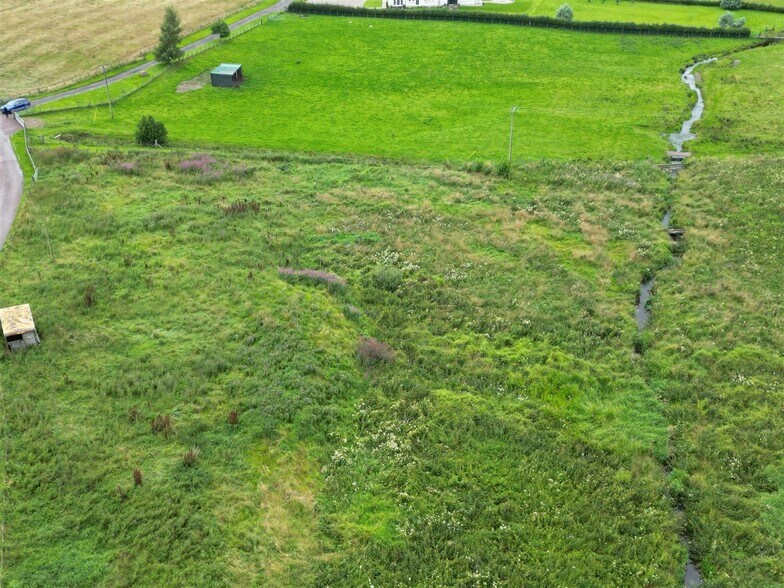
xmin=211 ymin=63 xmax=242 ymax=76
xmin=0 ymin=304 xmax=36 ymax=337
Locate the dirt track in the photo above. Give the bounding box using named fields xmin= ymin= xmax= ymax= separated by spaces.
xmin=0 ymin=117 xmax=23 ymax=250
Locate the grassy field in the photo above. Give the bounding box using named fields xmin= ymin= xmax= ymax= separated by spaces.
xmin=468 ymin=0 xmax=784 ymax=32
xmin=0 ymin=0 xmax=266 ymax=97
xmin=1 ymin=145 xmax=688 ymax=586
xmin=30 ymin=15 xmax=747 ymax=161
xmin=692 ymin=41 xmax=784 ymax=155
xmin=646 ymin=155 xmax=784 ymax=586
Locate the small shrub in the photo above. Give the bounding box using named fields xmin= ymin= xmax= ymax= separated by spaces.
xmin=115 ymin=162 xmax=137 ymax=175
xmin=135 ymin=115 xmax=168 ymax=146
xmin=219 ymin=199 xmax=260 ymax=215
xmin=228 ymin=410 xmax=238 ymax=425
xmin=116 ymin=485 xmax=128 ymax=501
xmin=633 ymin=331 xmax=653 ymax=355
xmin=720 ymin=0 xmax=742 ymax=9
xmin=556 ymin=3 xmax=574 ymax=20
xmin=84 ymin=285 xmax=96 ymax=308
xmin=231 ymin=164 xmax=255 ymax=178
xmin=127 ymin=406 xmax=140 ymax=423
xmin=718 ymin=11 xmax=746 ymax=27
xmin=343 ymin=304 xmax=362 ymax=321
xmin=278 ymin=267 xmax=347 ymax=287
xmin=465 ymin=160 xmax=495 ymax=175
xmin=151 ymin=414 xmax=173 ymax=437
xmin=133 ymin=469 xmax=143 ymax=486
xmin=372 ymin=266 xmax=403 ymax=291
xmin=35 ymin=147 xmax=88 ymax=164
xmin=496 ymin=161 xmax=511 ymax=178
xmin=183 ymin=447 xmax=200 ymax=467
xmin=177 ymin=154 xmax=223 ymax=181
xmin=211 ymin=20 xmax=231 ymax=38
xmin=178 ymin=154 xmax=216 ymax=172
xmin=357 ymin=336 xmax=395 ymax=366
xmin=668 ymin=468 xmax=689 ymax=505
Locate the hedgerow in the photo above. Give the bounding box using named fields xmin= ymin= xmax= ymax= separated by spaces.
xmin=630 ymin=0 xmax=784 ymax=14
xmin=287 ymin=2 xmax=752 ymax=36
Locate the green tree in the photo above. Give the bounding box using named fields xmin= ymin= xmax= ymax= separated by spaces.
xmin=154 ymin=6 xmax=183 ymax=65
xmin=718 ymin=11 xmax=746 ymax=27
xmin=135 ymin=115 xmax=168 ymax=146
xmin=720 ymin=0 xmax=742 ymax=9
xmin=211 ymin=20 xmax=231 ymax=39
xmin=556 ymin=3 xmax=574 ymax=20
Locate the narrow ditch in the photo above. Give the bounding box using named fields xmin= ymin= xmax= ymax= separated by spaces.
xmin=635 ymin=57 xmax=716 ymax=588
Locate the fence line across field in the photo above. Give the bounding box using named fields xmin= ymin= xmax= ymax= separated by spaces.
xmin=13 ymin=113 xmax=38 ymax=182
xmin=28 ymin=3 xmax=272 ymax=98
xmin=28 ymin=17 xmax=267 ymax=116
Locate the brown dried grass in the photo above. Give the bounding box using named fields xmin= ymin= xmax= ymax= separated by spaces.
xmin=1 ymin=0 xmax=254 ymax=95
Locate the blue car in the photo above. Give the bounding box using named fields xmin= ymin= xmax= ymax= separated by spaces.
xmin=1 ymin=98 xmax=32 ymax=115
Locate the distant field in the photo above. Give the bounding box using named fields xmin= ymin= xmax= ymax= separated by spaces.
xmin=31 ymin=15 xmax=747 ymax=161
xmin=469 ymin=0 xmax=784 ymax=32
xmin=0 ymin=0 xmax=261 ymax=97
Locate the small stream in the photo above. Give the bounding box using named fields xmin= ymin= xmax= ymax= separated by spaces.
xmin=635 ymin=57 xmax=716 ymax=587
xmin=669 ymin=59 xmax=717 ymax=153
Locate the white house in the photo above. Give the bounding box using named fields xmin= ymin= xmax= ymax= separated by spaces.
xmin=383 ymin=0 xmax=483 ymax=7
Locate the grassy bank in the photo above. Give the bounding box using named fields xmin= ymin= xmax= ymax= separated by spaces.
xmin=1 ymin=146 xmax=686 ymax=585
xmin=31 ymin=15 xmax=745 ymax=161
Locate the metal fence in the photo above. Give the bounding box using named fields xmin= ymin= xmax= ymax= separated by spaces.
xmin=13 ymin=112 xmax=38 ymax=182
xmin=27 ymin=3 xmax=271 ymax=98
xmin=27 ymin=16 xmax=268 ymax=116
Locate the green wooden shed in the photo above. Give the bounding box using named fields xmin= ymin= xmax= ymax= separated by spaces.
xmin=210 ymin=63 xmax=244 ymax=88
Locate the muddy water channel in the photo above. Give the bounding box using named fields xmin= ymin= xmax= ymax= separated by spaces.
xmin=634 ymin=58 xmax=716 ymax=587
xmin=635 ymin=58 xmax=716 ymax=331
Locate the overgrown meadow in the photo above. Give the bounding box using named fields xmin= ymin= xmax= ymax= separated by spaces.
xmin=647 ymin=155 xmax=784 ymax=586
xmin=2 ymin=146 xmax=689 ymax=586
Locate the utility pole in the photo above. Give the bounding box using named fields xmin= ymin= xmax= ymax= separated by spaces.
xmin=102 ymin=65 xmax=114 ymax=119
xmin=508 ymin=106 xmax=518 ymax=166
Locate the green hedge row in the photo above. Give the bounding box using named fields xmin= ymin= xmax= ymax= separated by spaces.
xmin=632 ymin=0 xmax=784 ymax=14
xmin=287 ymin=2 xmax=752 ymax=37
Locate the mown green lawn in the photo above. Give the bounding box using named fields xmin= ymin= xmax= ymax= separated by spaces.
xmin=466 ymin=0 xmax=784 ymax=33
xmin=32 ymin=15 xmax=747 ymax=161
xmin=692 ymin=41 xmax=784 ymax=155
xmin=2 ymin=145 xmax=686 ymax=586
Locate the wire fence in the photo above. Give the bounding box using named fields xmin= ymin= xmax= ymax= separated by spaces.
xmin=26 ymin=1 xmax=272 ymax=98
xmin=25 ymin=16 xmax=268 ymax=116
xmin=13 ymin=112 xmax=39 ymax=182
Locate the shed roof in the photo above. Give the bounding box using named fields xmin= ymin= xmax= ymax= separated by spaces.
xmin=211 ymin=63 xmax=242 ymax=76
xmin=0 ymin=304 xmax=36 ymax=337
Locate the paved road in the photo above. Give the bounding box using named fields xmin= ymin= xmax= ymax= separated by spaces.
xmin=32 ymin=0 xmax=294 ymax=107
xmin=0 ymin=117 xmax=23 ymax=250
xmin=0 ymin=0 xmax=293 ymax=250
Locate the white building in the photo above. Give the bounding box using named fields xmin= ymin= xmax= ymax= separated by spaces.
xmin=383 ymin=0 xmax=483 ymax=7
